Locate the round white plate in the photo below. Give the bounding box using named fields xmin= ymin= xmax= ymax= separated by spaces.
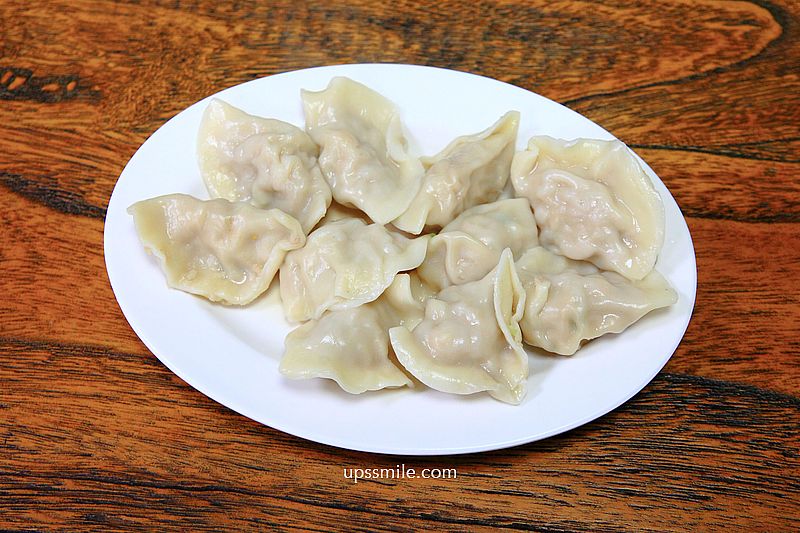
xmin=104 ymin=64 xmax=696 ymax=455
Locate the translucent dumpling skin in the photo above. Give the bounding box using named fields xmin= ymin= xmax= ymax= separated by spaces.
xmin=128 ymin=194 xmax=305 ymax=305
xmin=392 ymin=111 xmax=520 ymax=234
xmin=279 ymin=274 xmax=426 ymax=393
xmin=390 ymin=249 xmax=529 ymax=404
xmin=279 ymin=218 xmax=430 ymax=322
xmin=197 ymin=99 xmax=331 ymax=233
xmin=417 ymin=198 xmax=539 ymax=292
xmin=302 ymin=77 xmax=424 ymax=224
xmin=516 ymin=247 xmax=677 ymax=355
xmin=511 ymin=137 xmax=665 ymax=280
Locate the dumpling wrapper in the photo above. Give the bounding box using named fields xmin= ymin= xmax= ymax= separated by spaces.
xmin=390 ymin=249 xmax=529 ymax=404
xmin=279 ymin=274 xmax=429 ymax=393
xmin=302 ymin=77 xmax=424 ymax=224
xmin=128 ymin=194 xmax=305 ymax=305
xmin=392 ymin=111 xmax=520 ymax=234
xmin=516 ymin=246 xmax=677 ymax=355
xmin=312 ymin=200 xmax=372 ymax=230
xmin=197 ymin=99 xmax=331 ymax=233
xmin=279 ymin=218 xmax=430 ymax=322
xmin=511 ymin=136 xmax=665 ymax=280
xmin=417 ymin=198 xmax=539 ymax=292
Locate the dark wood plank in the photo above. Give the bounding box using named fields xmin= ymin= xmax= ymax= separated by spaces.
xmin=637 ymin=149 xmax=800 ymax=223
xmin=664 ymin=217 xmax=800 ymax=395
xmin=565 ymin=1 xmax=799 ymax=162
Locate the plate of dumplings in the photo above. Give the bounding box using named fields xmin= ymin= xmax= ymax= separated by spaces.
xmin=105 ymin=64 xmax=697 ymax=455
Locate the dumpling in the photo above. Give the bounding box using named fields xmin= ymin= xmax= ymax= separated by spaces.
xmin=279 ymin=218 xmax=430 ymax=322
xmin=197 ymin=99 xmax=331 ymax=233
xmin=390 ymin=249 xmax=529 ymax=404
xmin=128 ymin=194 xmax=305 ymax=305
xmin=392 ymin=111 xmax=520 ymax=234
xmin=302 ymin=77 xmax=424 ymax=224
xmin=516 ymin=246 xmax=677 ymax=355
xmin=511 ymin=136 xmax=665 ymax=280
xmin=417 ymin=198 xmax=539 ymax=292
xmin=279 ymin=274 xmax=426 ymax=393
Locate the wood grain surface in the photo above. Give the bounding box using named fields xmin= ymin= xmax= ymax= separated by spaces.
xmin=1 ymin=0 xmax=798 ymax=530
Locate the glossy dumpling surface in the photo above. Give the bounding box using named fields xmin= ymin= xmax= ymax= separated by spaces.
xmin=516 ymin=247 xmax=677 ymax=355
xmin=128 ymin=194 xmax=305 ymax=305
xmin=197 ymin=99 xmax=331 ymax=233
xmin=392 ymin=111 xmax=520 ymax=234
xmin=279 ymin=218 xmax=429 ymax=322
xmin=279 ymin=274 xmax=427 ymax=393
xmin=390 ymin=249 xmax=529 ymax=404
xmin=302 ymin=77 xmax=424 ymax=224
xmin=417 ymin=198 xmax=539 ymax=292
xmin=511 ymin=136 xmax=665 ymax=280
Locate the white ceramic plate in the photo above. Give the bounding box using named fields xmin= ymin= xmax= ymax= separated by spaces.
xmin=104 ymin=64 xmax=696 ymax=455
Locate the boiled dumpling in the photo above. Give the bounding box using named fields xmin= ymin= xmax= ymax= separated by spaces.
xmin=279 ymin=218 xmax=430 ymax=322
xmin=279 ymin=274 xmax=428 ymax=393
xmin=511 ymin=136 xmax=665 ymax=280
xmin=197 ymin=99 xmax=331 ymax=233
xmin=302 ymin=77 xmax=424 ymax=224
xmin=516 ymin=246 xmax=677 ymax=355
xmin=417 ymin=198 xmax=539 ymax=292
xmin=128 ymin=194 xmax=305 ymax=305
xmin=392 ymin=111 xmax=520 ymax=234
xmin=390 ymin=249 xmax=529 ymax=404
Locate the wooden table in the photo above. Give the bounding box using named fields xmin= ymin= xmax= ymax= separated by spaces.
xmin=2 ymin=1 xmax=798 ymax=530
